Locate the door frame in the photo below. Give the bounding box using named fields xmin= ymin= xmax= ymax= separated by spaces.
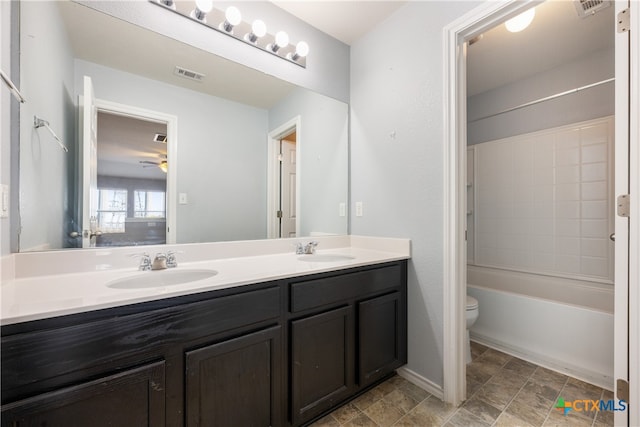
xmin=94 ymin=99 xmax=178 ymax=244
xmin=267 ymin=116 xmax=301 ymax=239
xmin=442 ymin=1 xmax=639 ymax=417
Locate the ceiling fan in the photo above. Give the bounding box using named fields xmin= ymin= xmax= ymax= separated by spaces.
xmin=139 ymin=158 xmax=168 ymax=173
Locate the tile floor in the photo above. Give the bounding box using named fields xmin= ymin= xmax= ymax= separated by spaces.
xmin=310 ymin=342 xmax=614 ymax=427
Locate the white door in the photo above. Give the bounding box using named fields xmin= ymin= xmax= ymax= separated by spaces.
xmin=280 ymin=139 xmax=297 ymax=237
xmin=80 ymin=76 xmax=98 ymax=248
xmin=614 ymin=1 xmax=631 ymax=425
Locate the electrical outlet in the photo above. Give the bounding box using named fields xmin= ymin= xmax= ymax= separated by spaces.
xmin=179 ymin=193 xmax=188 ymax=204
xmin=355 ymin=202 xmax=363 ymax=217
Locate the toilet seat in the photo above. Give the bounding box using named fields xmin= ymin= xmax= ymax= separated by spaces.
xmin=466 ymin=295 xmax=478 ymax=311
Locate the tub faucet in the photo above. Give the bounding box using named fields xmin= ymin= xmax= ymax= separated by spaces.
xmin=296 ymin=241 xmax=318 ymax=255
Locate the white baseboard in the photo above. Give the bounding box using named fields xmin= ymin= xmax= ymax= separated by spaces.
xmin=470 ymin=333 xmax=613 ymax=391
xmin=396 ymin=367 xmax=444 ymax=401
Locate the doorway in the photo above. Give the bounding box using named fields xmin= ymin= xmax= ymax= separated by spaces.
xmin=87 ymin=97 xmax=178 ymax=247
xmin=94 ymin=112 xmax=168 ymax=247
xmin=268 ymin=116 xmax=301 ymax=239
xmin=443 ymin=2 xmax=635 ymax=423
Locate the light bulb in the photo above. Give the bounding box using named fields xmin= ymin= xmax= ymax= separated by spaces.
xmin=295 ymin=41 xmax=309 ymax=57
xmin=275 ymin=31 xmax=289 ymax=48
xmin=191 ymin=0 xmax=213 ymax=21
xmin=252 ymin=20 xmax=267 ymax=38
xmin=245 ymin=19 xmax=267 ymax=43
xmin=288 ymin=41 xmax=309 ymax=61
xmin=225 ymin=6 xmax=242 ymax=26
xmin=505 ymin=8 xmax=535 ymax=33
xmin=159 ymin=0 xmax=176 ymax=10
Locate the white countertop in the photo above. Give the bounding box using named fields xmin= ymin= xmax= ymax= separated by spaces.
xmin=1 ymin=236 xmax=410 ymax=325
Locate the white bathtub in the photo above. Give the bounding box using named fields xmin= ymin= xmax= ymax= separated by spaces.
xmin=467 ymin=265 xmax=614 ymax=390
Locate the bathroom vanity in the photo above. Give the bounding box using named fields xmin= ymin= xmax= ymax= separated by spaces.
xmin=1 ymin=240 xmax=408 ymax=426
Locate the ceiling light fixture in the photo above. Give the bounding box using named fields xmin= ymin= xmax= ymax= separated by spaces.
xmin=152 ymin=0 xmax=308 ymax=67
xmin=505 ymin=8 xmax=536 ymax=33
xmin=159 ymin=161 xmax=168 ymax=173
xmin=190 ymin=0 xmax=212 ymax=22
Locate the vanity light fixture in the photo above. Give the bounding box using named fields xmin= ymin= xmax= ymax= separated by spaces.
xmin=220 ymin=6 xmax=242 ymax=33
xmin=505 ymin=8 xmax=536 ymax=33
xmin=190 ymin=0 xmax=213 ymax=22
xmin=245 ymin=19 xmax=267 ymax=44
xmin=151 ymin=0 xmax=308 ymax=67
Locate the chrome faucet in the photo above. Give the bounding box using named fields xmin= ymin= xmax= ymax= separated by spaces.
xmin=151 ymin=253 xmax=168 ymax=270
xmin=296 ymin=241 xmax=318 ymax=255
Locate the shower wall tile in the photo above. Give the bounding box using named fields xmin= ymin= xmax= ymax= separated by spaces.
xmin=581 ymin=163 xmax=607 ymax=182
xmin=473 ymin=117 xmax=613 ymax=282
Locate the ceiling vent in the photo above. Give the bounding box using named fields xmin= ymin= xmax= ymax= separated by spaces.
xmin=174 ymin=66 xmax=205 ymax=82
xmin=153 ymin=133 xmax=167 ymax=144
xmin=574 ymin=0 xmax=611 ymax=18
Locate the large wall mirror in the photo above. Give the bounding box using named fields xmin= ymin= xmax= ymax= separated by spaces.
xmin=16 ymin=1 xmax=349 ymax=252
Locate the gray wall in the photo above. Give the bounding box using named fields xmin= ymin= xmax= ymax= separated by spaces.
xmin=18 ymin=1 xmax=76 ymax=251
xmin=1 ymin=1 xmax=11 ymax=261
xmin=269 ymin=88 xmax=349 ymax=236
xmin=80 ymin=1 xmax=350 ymax=104
xmin=350 ymin=1 xmax=478 ymax=388
xmin=467 ymin=47 xmax=614 ymax=145
xmin=75 ymin=60 xmax=269 ymax=244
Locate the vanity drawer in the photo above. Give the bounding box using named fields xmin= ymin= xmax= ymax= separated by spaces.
xmin=290 ymin=263 xmax=402 ymax=313
xmin=1 ymin=285 xmax=281 ymax=403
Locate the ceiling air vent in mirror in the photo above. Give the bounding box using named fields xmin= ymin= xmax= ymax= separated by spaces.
xmin=153 ymin=133 xmax=167 ymax=144
xmin=174 ymin=66 xmax=205 ymax=82
xmin=574 ymin=0 xmax=611 ymax=18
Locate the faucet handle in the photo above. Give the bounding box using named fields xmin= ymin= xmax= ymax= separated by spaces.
xmin=129 ymin=252 xmax=152 ymax=271
xmin=295 ymin=242 xmax=304 ymax=254
xmin=166 ymin=250 xmax=182 ymax=268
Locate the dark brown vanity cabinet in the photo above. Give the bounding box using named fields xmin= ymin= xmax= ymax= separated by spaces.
xmin=1 ymin=260 xmax=407 ymax=427
xmin=1 ymin=361 xmax=166 ymax=427
xmin=185 ymin=326 xmax=282 ymax=427
xmin=288 ymin=262 xmax=407 ymax=425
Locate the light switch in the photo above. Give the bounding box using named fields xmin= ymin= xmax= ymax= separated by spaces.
xmin=0 ymin=184 xmax=8 ymax=218
xmin=355 ymin=202 xmax=363 ymax=217
xmin=179 ymin=193 xmax=188 ymax=204
xmin=339 ymin=202 xmax=346 ymax=217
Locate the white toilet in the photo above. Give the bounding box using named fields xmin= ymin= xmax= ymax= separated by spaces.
xmin=465 ymin=295 xmax=479 ymax=364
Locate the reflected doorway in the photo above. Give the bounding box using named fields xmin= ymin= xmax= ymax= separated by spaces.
xmin=278 ymin=131 xmax=297 ymax=238
xmin=268 ymin=116 xmax=301 ymax=239
xmin=94 ymin=112 xmax=168 ymax=247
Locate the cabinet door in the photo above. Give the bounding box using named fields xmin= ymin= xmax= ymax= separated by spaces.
xmin=185 ymin=326 xmax=282 ymax=427
xmin=358 ymin=292 xmax=406 ymax=387
xmin=290 ymin=306 xmax=354 ymax=425
xmin=1 ymin=361 xmax=165 ymax=427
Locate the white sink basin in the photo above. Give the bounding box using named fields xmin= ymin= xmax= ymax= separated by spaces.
xmin=107 ymin=269 xmax=218 ymax=289
xmin=298 ymin=254 xmax=355 ymax=262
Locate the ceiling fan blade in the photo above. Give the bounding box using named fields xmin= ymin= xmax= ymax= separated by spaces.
xmin=139 ymin=160 xmax=159 ymax=165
